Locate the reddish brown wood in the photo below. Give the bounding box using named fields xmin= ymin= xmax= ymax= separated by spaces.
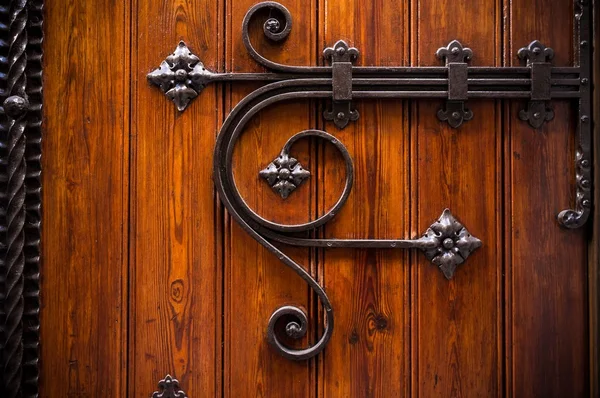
xmin=128 ymin=0 xmax=223 ymax=397
xmin=506 ymin=0 xmax=589 ymax=396
xmin=411 ymin=0 xmax=503 ymax=397
xmin=40 ymin=0 xmax=130 ymax=396
xmin=37 ymin=1 xmax=595 ymax=396
xmin=592 ymin=7 xmax=600 ymax=396
xmin=223 ymin=1 xmax=317 ymax=397
xmin=319 ymin=1 xmax=411 ymax=397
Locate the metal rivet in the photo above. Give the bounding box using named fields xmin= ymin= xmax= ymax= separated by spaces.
xmin=337 ymin=47 xmax=346 ymax=56
xmin=582 ymin=199 xmax=591 ymax=208
xmin=581 ymin=78 xmax=589 ymax=85
xmin=533 ymin=112 xmax=541 ymax=119
xmin=175 ymin=69 xmax=187 ymax=81
xmin=442 ymin=238 xmax=455 ymax=249
xmin=451 ymin=111 xmax=461 ymax=119
xmin=581 ymin=179 xmax=590 ymax=188
xmin=581 ymin=40 xmax=588 ymax=48
xmin=285 ymin=322 xmax=302 ymax=338
xmin=3 ymin=95 xmax=29 ymax=119
xmin=580 ymin=159 xmax=590 ymax=168
xmin=581 ymin=115 xmax=589 ymax=123
xmin=451 ymin=47 xmax=460 ymax=55
xmin=533 ymin=47 xmax=541 ymax=55
xmin=336 ymin=112 xmax=345 ymax=119
xmin=265 ymin=18 xmax=280 ymax=32
xmin=278 ymin=168 xmax=290 ymax=180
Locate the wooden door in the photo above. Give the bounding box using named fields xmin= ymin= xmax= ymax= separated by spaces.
xmin=2 ymin=0 xmax=597 ymax=397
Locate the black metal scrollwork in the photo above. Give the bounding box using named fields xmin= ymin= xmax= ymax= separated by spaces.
xmin=557 ymin=0 xmax=593 ymax=229
xmin=147 ymin=1 xmax=593 ymax=361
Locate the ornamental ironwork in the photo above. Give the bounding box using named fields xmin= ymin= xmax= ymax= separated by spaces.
xmin=259 ymin=152 xmax=310 ymax=199
xmin=146 ymin=0 xmax=593 ymax=363
xmin=152 ymin=375 xmax=188 ymax=398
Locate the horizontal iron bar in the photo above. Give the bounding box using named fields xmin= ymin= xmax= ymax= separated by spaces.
xmin=206 ymin=66 xmax=581 ymax=83
xmin=205 ymin=72 xmax=581 ymax=99
xmin=350 ymin=90 xmax=579 ymax=99
xmin=266 ymin=236 xmax=432 ymax=249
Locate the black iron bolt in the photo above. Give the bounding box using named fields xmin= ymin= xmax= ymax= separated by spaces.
xmin=3 ymin=95 xmax=29 ymax=119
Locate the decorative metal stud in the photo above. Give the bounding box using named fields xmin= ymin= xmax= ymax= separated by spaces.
xmin=152 ymin=375 xmax=188 ymax=398
xmin=518 ymin=40 xmax=554 ymax=64
xmin=518 ymin=101 xmax=554 ymax=128
xmin=260 ymin=152 xmax=310 ymax=199
xmin=437 ymin=101 xmax=473 ymax=129
xmin=418 ymin=209 xmax=482 ymax=279
xmin=436 ymin=40 xmax=473 ymax=63
xmin=323 ymin=39 xmax=359 ymax=63
xmin=147 ymin=41 xmax=215 ymax=111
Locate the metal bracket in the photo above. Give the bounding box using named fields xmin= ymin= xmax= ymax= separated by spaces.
xmin=436 ymin=40 xmax=473 ymax=128
xmin=323 ymin=40 xmax=360 ymax=129
xmin=518 ymin=40 xmax=555 ymax=128
xmin=146 ymin=1 xmax=594 ymax=363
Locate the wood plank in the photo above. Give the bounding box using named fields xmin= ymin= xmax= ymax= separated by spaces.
xmin=411 ymin=0 xmax=502 ymax=396
xmin=129 ymin=0 xmax=222 ymax=396
xmin=40 ymin=0 xmax=130 ymax=396
xmin=591 ymin=5 xmax=600 ymax=396
xmin=224 ymin=1 xmax=317 ymax=397
xmin=505 ymin=0 xmax=589 ymax=396
xmin=319 ymin=1 xmax=410 ymax=397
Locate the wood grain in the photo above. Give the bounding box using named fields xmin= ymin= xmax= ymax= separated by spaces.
xmin=506 ymin=0 xmax=589 ymax=396
xmin=591 ymin=6 xmax=600 ymax=396
xmin=40 ymin=0 xmax=130 ymax=396
xmin=411 ymin=0 xmax=503 ymax=396
xmin=224 ymin=1 xmax=317 ymax=397
xmin=129 ymin=0 xmax=223 ymax=397
xmin=37 ymin=0 xmax=595 ymax=396
xmin=319 ymin=1 xmax=410 ymax=397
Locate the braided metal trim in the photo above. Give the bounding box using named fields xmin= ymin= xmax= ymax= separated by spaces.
xmin=0 ymin=0 xmax=42 ymax=397
xmin=22 ymin=1 xmax=42 ymax=396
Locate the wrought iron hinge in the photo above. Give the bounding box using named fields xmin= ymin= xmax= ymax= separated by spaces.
xmin=147 ymin=0 xmax=594 ymax=363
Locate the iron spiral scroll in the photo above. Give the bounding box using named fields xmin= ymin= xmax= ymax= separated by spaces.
xmin=212 ymin=2 xmax=481 ymax=360
xmin=145 ymin=1 xmax=593 ymax=360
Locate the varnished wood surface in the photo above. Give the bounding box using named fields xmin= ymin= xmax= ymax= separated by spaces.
xmin=39 ymin=0 xmax=592 ymax=396
xmin=412 ymin=0 xmax=502 ymax=396
xmin=506 ymin=1 xmax=589 ymax=396
xmin=40 ymin=0 xmax=130 ymax=396
xmin=129 ymin=0 xmax=223 ymax=397
xmin=224 ymin=1 xmax=317 ymax=396
xmin=319 ymin=1 xmax=410 ymax=397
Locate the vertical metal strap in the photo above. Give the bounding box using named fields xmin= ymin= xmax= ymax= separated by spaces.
xmin=323 ymin=40 xmax=359 ymax=129
xmin=518 ymin=40 xmax=555 ymax=128
xmin=436 ymin=40 xmax=473 ymax=128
